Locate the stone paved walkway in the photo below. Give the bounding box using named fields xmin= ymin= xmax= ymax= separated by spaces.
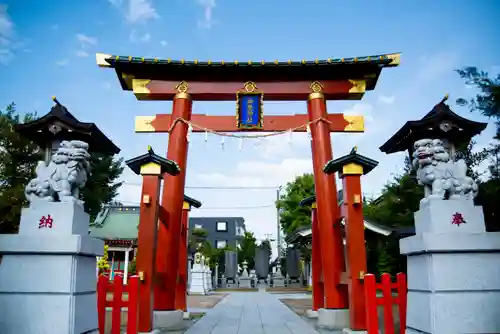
xmin=184 ymin=291 xmax=321 ymax=334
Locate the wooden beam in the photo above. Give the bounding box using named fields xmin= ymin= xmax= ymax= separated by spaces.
xmin=132 ymin=79 xmax=366 ymax=101
xmin=135 ymin=114 xmax=364 ymax=133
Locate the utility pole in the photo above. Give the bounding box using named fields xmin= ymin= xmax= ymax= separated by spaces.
xmin=276 ymin=186 xmax=282 ymax=261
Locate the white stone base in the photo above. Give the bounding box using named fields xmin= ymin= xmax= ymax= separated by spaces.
xmin=189 ymin=271 xmax=206 ymax=295
xmin=0 ymin=234 xmax=102 ymax=334
xmin=316 ymin=308 xmax=350 ymax=330
xmin=153 ymin=310 xmax=183 ymax=329
xmin=305 ymin=309 xmax=318 ymax=319
xmin=342 ymin=329 xmax=367 ymax=334
xmin=239 ymin=277 xmax=252 ymax=288
xmin=182 ymin=311 xmax=191 ymax=320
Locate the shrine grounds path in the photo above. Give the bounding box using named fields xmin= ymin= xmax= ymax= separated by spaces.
xmin=184 ymin=289 xmax=333 ymax=334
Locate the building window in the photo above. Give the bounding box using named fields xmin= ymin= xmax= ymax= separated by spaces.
xmin=216 ymin=240 xmax=227 ymax=249
xmin=216 ymin=221 xmax=227 ymax=232
xmin=194 ymin=224 xmax=203 ymax=229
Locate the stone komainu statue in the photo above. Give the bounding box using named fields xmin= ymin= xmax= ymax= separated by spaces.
xmin=412 ymin=138 xmax=478 ymax=203
xmin=25 ymin=140 xmax=91 ymax=204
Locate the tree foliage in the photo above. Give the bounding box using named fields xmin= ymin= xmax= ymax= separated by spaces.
xmin=238 ymin=231 xmax=257 ymax=269
xmin=456 ymin=67 xmax=500 ymax=139
xmin=276 ymin=173 xmax=315 ymax=236
xmin=0 ymin=103 xmax=124 ymax=233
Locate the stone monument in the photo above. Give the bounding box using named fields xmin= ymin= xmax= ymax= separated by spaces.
xmin=238 ymin=260 xmax=253 ymax=288
xmin=272 ymin=264 xmax=286 ymax=287
xmin=188 ymin=253 xmax=206 ymax=295
xmin=224 ymin=250 xmax=238 ymax=288
xmin=0 ymin=98 xmax=120 ymax=334
xmin=380 ymin=97 xmax=500 ymax=334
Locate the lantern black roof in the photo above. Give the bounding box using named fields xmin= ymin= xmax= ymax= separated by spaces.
xmin=379 ymin=95 xmax=488 ymax=155
xmin=323 ymin=147 xmax=379 ymax=175
xmin=14 ymin=98 xmax=120 ymax=155
xmin=299 ymin=190 xmax=344 ymax=207
xmin=183 ymin=195 xmax=202 ymax=209
xmin=125 ymin=146 xmax=180 ymax=176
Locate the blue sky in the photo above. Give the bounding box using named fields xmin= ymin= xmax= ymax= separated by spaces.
xmin=1 ymin=0 xmax=499 ymax=254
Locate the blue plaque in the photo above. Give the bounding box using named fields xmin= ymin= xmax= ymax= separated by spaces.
xmin=236 ymin=81 xmax=263 ymax=129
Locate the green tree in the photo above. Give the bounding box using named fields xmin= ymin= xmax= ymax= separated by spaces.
xmin=276 ymin=173 xmax=315 ymax=236
xmin=0 ymin=103 xmax=124 ymax=233
xmin=456 ymin=67 xmax=500 ymax=139
xmin=238 ymin=231 xmax=257 ymax=269
xmin=97 ymin=244 xmax=110 ymax=274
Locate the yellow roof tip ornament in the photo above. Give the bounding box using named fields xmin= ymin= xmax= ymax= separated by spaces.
xmin=52 ymin=96 xmax=61 ymax=106
xmin=350 ymin=146 xmax=358 ymax=155
xmin=441 ymin=93 xmax=449 ymax=103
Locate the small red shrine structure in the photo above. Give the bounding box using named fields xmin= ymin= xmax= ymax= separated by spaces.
xmin=97 ymin=52 xmax=400 ymax=329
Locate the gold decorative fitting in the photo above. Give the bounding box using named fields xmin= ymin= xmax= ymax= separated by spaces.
xmin=274 ymin=60 xmax=279 ymax=64
xmin=314 ymin=59 xmax=319 ymax=64
xmin=154 ymin=58 xmax=158 ymax=62
xmin=243 ymin=81 xmax=258 ymax=93
xmin=181 ymin=59 xmax=185 ymax=64
xmin=132 ymin=79 xmax=151 ymax=94
xmin=327 ymin=58 xmax=332 ymax=63
xmin=175 ymin=81 xmax=189 ymax=94
xmin=115 ymin=55 xmax=119 ymax=60
xmin=135 ymin=116 xmax=156 ymax=133
xmin=367 ymin=56 xmax=371 ymax=61
xmin=386 ymin=53 xmax=401 ymax=66
xmin=194 ymin=60 xmax=198 ymax=64
xmin=128 ymin=56 xmax=132 ymax=62
xmin=142 ymin=194 xmax=151 ymax=204
xmin=341 ymin=58 xmax=344 ymax=62
xmin=348 ymin=79 xmax=366 ymax=94
xmin=183 ymin=201 xmax=191 ymax=210
xmin=247 ymin=60 xmax=252 ymax=65
xmin=354 ymin=57 xmax=358 ymax=62
xmin=141 ymin=57 xmax=145 ymax=62
xmin=221 ymin=60 xmax=225 ymax=65
xmin=343 ymin=115 xmax=365 ymax=132
xmin=167 ymin=58 xmax=171 ymax=63
xmin=208 ymin=60 xmax=212 ymax=65
xmin=234 ymin=60 xmax=239 ymax=65
xmin=261 ymin=60 xmax=265 ymax=65
xmin=287 ymin=60 xmax=292 ymax=65
xmin=301 ymin=60 xmax=306 ymax=64
xmin=309 ymin=81 xmax=324 ymax=93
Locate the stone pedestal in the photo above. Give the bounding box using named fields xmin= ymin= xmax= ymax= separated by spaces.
xmin=238 ymin=277 xmax=252 ymax=288
xmin=189 ymin=264 xmax=206 ymax=295
xmin=272 ymin=268 xmax=286 ymax=287
xmin=401 ymin=199 xmax=500 ymax=334
xmin=0 ymin=201 xmax=103 ymax=334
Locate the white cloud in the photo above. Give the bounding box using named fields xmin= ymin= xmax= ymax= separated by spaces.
xmin=76 ymin=33 xmax=97 ymax=48
xmin=0 ymin=5 xmax=15 ymax=65
xmin=159 ymin=40 xmax=168 ymax=47
xmin=130 ymin=30 xmax=151 ymax=43
xmin=417 ymin=52 xmax=459 ymax=83
xmin=126 ymin=0 xmax=159 ymax=23
xmin=343 ymin=103 xmax=374 ymax=123
xmin=197 ymin=0 xmax=216 ymax=29
xmin=75 ymin=50 xmax=89 ymax=57
xmin=55 ymin=58 xmax=69 ymax=66
xmin=378 ymin=95 xmax=395 ymax=105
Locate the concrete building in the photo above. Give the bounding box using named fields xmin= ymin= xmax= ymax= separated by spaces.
xmin=189 ymin=217 xmax=246 ymax=250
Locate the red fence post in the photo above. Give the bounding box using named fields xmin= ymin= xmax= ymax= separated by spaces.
xmin=397 ymin=272 xmax=407 ymax=333
xmin=381 ymin=273 xmax=395 ymax=334
xmin=364 ymin=274 xmax=378 ymax=334
xmin=97 ymin=275 xmax=107 ymax=334
xmin=112 ymin=275 xmax=124 ymax=334
xmin=127 ymin=276 xmax=139 ymax=334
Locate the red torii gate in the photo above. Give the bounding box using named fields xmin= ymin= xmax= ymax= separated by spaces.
xmin=97 ymin=53 xmax=400 ymax=315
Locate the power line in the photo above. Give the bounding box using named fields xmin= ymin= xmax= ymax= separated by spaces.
xmin=116 ymin=200 xmax=276 ymax=210
xmin=120 ymin=182 xmax=279 ymax=190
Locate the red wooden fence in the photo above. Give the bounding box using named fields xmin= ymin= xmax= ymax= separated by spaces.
xmin=364 ymin=273 xmax=407 ymax=334
xmin=97 ymin=275 xmax=140 ymax=334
